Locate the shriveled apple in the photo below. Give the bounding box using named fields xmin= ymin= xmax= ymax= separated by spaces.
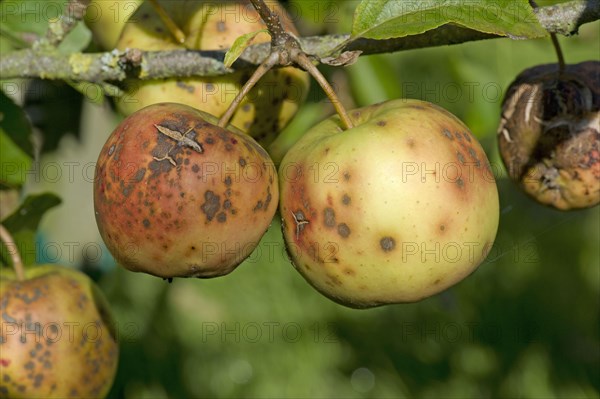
xmin=498 ymin=61 xmax=599 ymax=210
xmin=279 ymin=99 xmax=499 ymax=308
xmin=94 ymin=103 xmax=278 ymax=278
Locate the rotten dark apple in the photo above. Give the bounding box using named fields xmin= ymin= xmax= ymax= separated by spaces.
xmin=94 ymin=103 xmax=278 ymax=278
xmin=498 ymin=61 xmax=599 ymax=210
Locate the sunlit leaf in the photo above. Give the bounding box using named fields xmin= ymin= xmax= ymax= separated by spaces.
xmin=352 ymin=0 xmax=548 ymax=40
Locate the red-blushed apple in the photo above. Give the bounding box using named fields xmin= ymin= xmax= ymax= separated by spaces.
xmin=0 ymin=265 xmax=118 ymax=398
xmin=94 ymin=103 xmax=278 ymax=278
xmin=279 ymin=99 xmax=500 ymax=308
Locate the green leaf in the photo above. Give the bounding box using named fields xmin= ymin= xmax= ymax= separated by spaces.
xmin=0 ymin=128 xmax=32 ymax=189
xmin=1 ymin=193 xmax=61 ymax=266
xmin=351 ymin=0 xmax=548 ymax=40
xmin=0 ymin=90 xmax=34 ymax=157
xmin=224 ymin=29 xmax=268 ymax=68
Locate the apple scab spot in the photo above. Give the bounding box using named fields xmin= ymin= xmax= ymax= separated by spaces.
xmin=239 ymin=157 xmax=247 ymax=167
xmin=377 ymin=120 xmax=387 ymax=127
xmin=439 ymin=224 xmax=446 ymax=232
xmin=457 ymin=152 xmax=466 ymax=164
xmin=217 ymin=212 xmax=227 ymax=223
xmin=343 ymin=172 xmax=351 ymax=181
xmin=201 ymin=191 xmax=220 ymax=221
xmin=342 ymin=194 xmax=351 ymax=205
xmin=337 ymin=223 xmax=351 ymax=238
xmin=442 ymin=129 xmax=454 ymax=140
xmin=324 ymin=208 xmax=336 ymax=227
xmin=224 ymin=176 xmax=232 ymax=187
xmin=456 ymin=178 xmax=465 ymax=188
xmin=143 ymin=218 xmax=150 ymax=228
xmin=380 ymin=237 xmax=396 ymax=252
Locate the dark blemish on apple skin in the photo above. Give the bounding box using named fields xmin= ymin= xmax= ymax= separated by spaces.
xmin=143 ymin=219 xmax=150 ymax=228
xmin=440 ymin=224 xmax=446 ymax=232
xmin=377 ymin=120 xmax=387 ymax=127
xmin=454 ymin=131 xmax=463 ymax=140
xmin=324 ymin=208 xmax=336 ymax=227
xmin=338 ymin=223 xmax=351 ymax=238
xmin=343 ymin=268 xmax=356 ymax=276
xmin=205 ymin=137 xmax=215 ymax=145
xmin=380 ymin=237 xmax=396 ymax=252
xmin=133 ymin=168 xmax=146 ymax=182
xmin=442 ymin=129 xmax=454 ymax=140
xmin=456 ymin=178 xmax=465 ymax=188
xmin=192 ymin=164 xmax=200 ymax=173
xmin=223 ymin=199 xmax=232 ymax=209
xmin=463 ymin=132 xmax=472 ymax=142
xmin=254 ymin=200 xmax=264 ymax=211
xmin=457 ymin=152 xmax=466 ymax=164
xmin=206 ymin=83 xmax=215 ymax=92
xmin=108 ymin=145 xmax=115 ymax=156
xmin=239 ymin=158 xmax=247 ymax=167
xmin=201 ymin=191 xmax=221 ymax=221
xmin=217 ymin=212 xmax=227 ymax=223
xmin=217 ymin=21 xmax=226 ymax=32
xmin=434 ymin=278 xmax=441 ymax=285
xmin=343 ymin=172 xmax=351 ymax=181
xmin=224 ymin=176 xmax=232 ymax=187
xmin=176 ymin=81 xmax=195 ymax=94
xmin=242 ymin=104 xmax=251 ymax=112
xmin=342 ymin=194 xmax=351 ymax=205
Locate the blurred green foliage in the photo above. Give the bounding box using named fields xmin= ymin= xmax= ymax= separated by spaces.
xmin=1 ymin=0 xmax=598 ymax=397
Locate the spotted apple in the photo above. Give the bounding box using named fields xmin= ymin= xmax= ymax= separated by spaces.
xmin=279 ymin=99 xmax=500 ymax=308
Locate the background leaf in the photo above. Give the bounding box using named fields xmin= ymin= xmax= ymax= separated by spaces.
xmin=1 ymin=193 xmax=61 ymax=266
xmin=352 ymin=0 xmax=548 ymax=40
xmin=0 ymin=90 xmax=34 ymax=157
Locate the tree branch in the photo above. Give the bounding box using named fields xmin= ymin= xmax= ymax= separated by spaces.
xmin=0 ymin=0 xmax=597 ymax=82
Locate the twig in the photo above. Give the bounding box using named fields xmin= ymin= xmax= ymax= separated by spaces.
xmin=36 ymin=0 xmax=90 ymax=48
xmin=0 ymin=224 xmax=25 ymax=281
xmin=550 ymin=33 xmax=566 ymax=74
xmin=218 ymin=52 xmax=279 ymax=128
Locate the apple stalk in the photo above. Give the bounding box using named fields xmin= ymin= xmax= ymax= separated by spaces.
xmin=217 ymin=0 xmax=355 ymax=130
xmin=0 ymin=224 xmax=25 ymax=281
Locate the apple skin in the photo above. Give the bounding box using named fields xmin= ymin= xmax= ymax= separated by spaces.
xmin=498 ymin=61 xmax=599 ymax=210
xmin=115 ymin=0 xmax=309 ymax=146
xmin=84 ymin=0 xmax=143 ymax=50
xmin=0 ymin=265 xmax=118 ymax=398
xmin=279 ymin=99 xmax=500 ymax=308
xmin=94 ymin=103 xmax=278 ymax=278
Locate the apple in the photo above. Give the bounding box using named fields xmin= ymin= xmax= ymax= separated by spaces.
xmin=84 ymin=0 xmax=143 ymax=50
xmin=115 ymin=0 xmax=310 ymax=146
xmin=279 ymin=99 xmax=500 ymax=308
xmin=498 ymin=61 xmax=599 ymax=210
xmin=0 ymin=265 xmax=118 ymax=398
xmin=94 ymin=103 xmax=278 ymax=278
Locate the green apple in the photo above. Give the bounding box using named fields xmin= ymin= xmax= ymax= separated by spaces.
xmin=0 ymin=265 xmax=118 ymax=398
xmin=84 ymin=0 xmax=143 ymax=50
xmin=498 ymin=61 xmax=599 ymax=210
xmin=279 ymin=99 xmax=500 ymax=308
xmin=94 ymin=103 xmax=278 ymax=278
xmin=115 ymin=0 xmax=309 ymax=146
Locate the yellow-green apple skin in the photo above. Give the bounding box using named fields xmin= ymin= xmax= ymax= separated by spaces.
xmin=94 ymin=103 xmax=278 ymax=278
xmin=115 ymin=0 xmax=309 ymax=146
xmin=84 ymin=0 xmax=143 ymax=50
xmin=0 ymin=265 xmax=118 ymax=398
xmin=279 ymin=99 xmax=500 ymax=308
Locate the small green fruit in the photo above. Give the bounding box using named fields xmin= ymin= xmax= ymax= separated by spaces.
xmin=94 ymin=103 xmax=278 ymax=278
xmin=279 ymin=99 xmax=500 ymax=308
xmin=0 ymin=265 xmax=118 ymax=398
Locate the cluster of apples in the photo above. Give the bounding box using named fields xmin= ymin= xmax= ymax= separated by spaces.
xmin=90 ymin=0 xmax=501 ymax=309
xmin=1 ymin=1 xmax=503 ymax=397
